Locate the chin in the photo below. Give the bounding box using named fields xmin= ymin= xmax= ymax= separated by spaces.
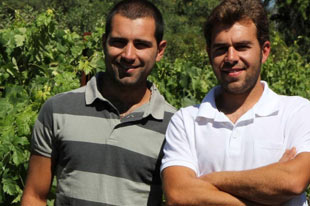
xmin=226 ymin=89 xmax=248 ymax=95
xmin=117 ymin=79 xmax=143 ymax=88
xmin=223 ymin=83 xmax=251 ymax=95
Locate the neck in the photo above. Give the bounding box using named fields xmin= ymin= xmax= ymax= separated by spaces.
xmin=99 ymin=74 xmax=151 ymax=116
xmin=216 ymin=81 xmax=264 ymax=123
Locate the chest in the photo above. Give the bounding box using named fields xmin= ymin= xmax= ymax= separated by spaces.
xmin=53 ymin=111 xmax=166 ymax=184
xmin=194 ymin=115 xmax=287 ymax=176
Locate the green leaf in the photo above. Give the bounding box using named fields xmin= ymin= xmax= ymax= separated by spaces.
xmin=14 ymin=34 xmax=25 ymax=47
xmin=2 ymin=178 xmax=18 ymax=196
xmin=12 ymin=188 xmax=23 ymax=203
xmin=56 ymin=43 xmax=68 ymax=53
xmin=18 ymin=28 xmax=27 ymax=34
xmin=0 ymin=99 xmax=13 ymax=118
xmin=12 ymin=148 xmax=25 ymax=166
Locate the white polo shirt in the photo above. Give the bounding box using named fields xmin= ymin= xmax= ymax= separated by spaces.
xmin=161 ymin=81 xmax=310 ymax=206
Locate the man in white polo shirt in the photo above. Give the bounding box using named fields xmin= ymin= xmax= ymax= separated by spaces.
xmin=161 ymin=0 xmax=310 ymax=205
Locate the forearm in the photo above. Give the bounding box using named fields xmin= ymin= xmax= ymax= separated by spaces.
xmin=163 ymin=166 xmax=262 ymax=206
xmin=166 ymin=182 xmax=263 ymax=206
xmin=166 ymin=180 xmax=246 ymax=206
xmin=201 ymin=168 xmax=290 ymax=204
xmin=21 ymin=191 xmax=47 ymax=206
xmin=201 ymin=154 xmax=310 ymax=205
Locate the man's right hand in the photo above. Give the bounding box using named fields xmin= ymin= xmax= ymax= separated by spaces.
xmin=279 ymin=147 xmax=296 ymax=163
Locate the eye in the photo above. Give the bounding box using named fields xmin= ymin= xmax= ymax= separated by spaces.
xmin=234 ymin=42 xmax=252 ymax=51
xmin=134 ymin=40 xmax=152 ymax=50
xmin=109 ymin=38 xmax=127 ymax=48
xmin=213 ymin=46 xmax=227 ymax=56
xmin=235 ymin=45 xmax=250 ymax=51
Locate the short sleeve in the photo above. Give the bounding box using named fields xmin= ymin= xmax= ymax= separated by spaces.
xmin=286 ymin=97 xmax=310 ymax=155
xmin=160 ymin=108 xmax=198 ymax=175
xmin=31 ymin=98 xmax=55 ymax=157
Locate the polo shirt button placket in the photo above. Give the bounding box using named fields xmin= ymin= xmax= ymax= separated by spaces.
xmin=228 ymin=127 xmax=242 ymax=157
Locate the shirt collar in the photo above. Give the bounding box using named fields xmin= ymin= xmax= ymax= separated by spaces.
xmin=196 ymin=81 xmax=280 ymax=120
xmin=253 ymin=81 xmax=280 ymax=117
xmin=143 ymin=82 xmax=166 ymax=120
xmin=85 ymin=72 xmax=166 ymax=120
xmin=196 ymin=86 xmax=220 ymax=119
xmin=85 ymin=72 xmax=108 ymax=105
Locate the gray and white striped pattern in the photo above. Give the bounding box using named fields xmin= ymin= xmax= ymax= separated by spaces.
xmin=31 ymin=73 xmax=176 ymax=206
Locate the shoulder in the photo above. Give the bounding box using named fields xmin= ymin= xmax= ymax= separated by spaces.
xmin=149 ymin=82 xmax=177 ymax=114
xmin=170 ymin=104 xmax=200 ymax=124
xmin=262 ymin=83 xmax=310 ymax=115
xmin=279 ymin=94 xmax=310 ymax=104
xmin=48 ymin=86 xmax=85 ymax=103
xmin=40 ymin=86 xmax=86 ymax=115
xmin=270 ymin=93 xmax=310 ymax=123
xmin=277 ymin=94 xmax=310 ymax=111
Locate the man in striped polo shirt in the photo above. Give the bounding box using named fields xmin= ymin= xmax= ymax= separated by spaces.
xmin=21 ymin=0 xmax=176 ymax=205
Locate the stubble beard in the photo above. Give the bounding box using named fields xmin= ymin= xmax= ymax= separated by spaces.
xmin=221 ymin=59 xmax=262 ymax=95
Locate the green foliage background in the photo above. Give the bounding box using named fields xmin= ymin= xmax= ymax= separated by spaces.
xmin=0 ymin=0 xmax=310 ymax=205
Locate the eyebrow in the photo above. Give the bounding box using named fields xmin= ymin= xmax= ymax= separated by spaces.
xmin=212 ymin=41 xmax=252 ymax=48
xmin=212 ymin=43 xmax=229 ymax=48
xmin=134 ymin=39 xmax=153 ymax=47
xmin=109 ymin=37 xmax=126 ymax=42
xmin=109 ymin=37 xmax=153 ymax=46
xmin=234 ymin=41 xmax=253 ymax=46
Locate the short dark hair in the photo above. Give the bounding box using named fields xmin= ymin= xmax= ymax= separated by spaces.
xmin=105 ymin=0 xmax=164 ymax=44
xmin=204 ymin=0 xmax=269 ymax=48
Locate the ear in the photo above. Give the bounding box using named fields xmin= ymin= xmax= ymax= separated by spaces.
xmin=206 ymin=45 xmax=213 ymax=65
xmin=261 ymin=41 xmax=271 ymax=64
xmin=155 ymin=40 xmax=167 ymax=62
xmin=102 ymin=33 xmax=107 ymax=54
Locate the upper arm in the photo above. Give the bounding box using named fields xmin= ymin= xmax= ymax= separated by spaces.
xmin=21 ymin=154 xmax=53 ymax=205
xmin=286 ymin=98 xmax=310 ymax=154
xmin=285 ymin=99 xmax=310 ymax=192
xmin=162 ymin=165 xmax=201 ymax=195
xmin=161 ymin=109 xmax=198 ymax=174
xmin=162 ymin=166 xmax=213 ymax=205
xmin=22 ymin=99 xmax=55 ymax=205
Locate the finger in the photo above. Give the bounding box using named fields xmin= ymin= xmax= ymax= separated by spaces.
xmin=279 ymin=149 xmax=290 ymax=163
xmin=287 ymin=147 xmax=296 ymax=159
xmin=279 ymin=147 xmax=296 ymax=163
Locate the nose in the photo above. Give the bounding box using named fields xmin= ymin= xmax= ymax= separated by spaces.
xmin=121 ymin=43 xmax=136 ymax=62
xmin=225 ymin=47 xmax=238 ymax=64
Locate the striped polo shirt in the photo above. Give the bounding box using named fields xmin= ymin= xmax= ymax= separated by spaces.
xmin=31 ymin=72 xmax=176 ymax=206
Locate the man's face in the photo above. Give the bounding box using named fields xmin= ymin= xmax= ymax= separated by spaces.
xmin=103 ymin=14 xmax=166 ymax=88
xmin=207 ymin=20 xmax=270 ymax=94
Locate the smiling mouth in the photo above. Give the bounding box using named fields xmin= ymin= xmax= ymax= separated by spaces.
xmin=223 ymin=69 xmax=243 ymax=73
xmin=125 ymin=68 xmax=137 ymax=73
xmin=116 ymin=62 xmax=139 ymax=70
xmin=221 ymin=68 xmax=245 ymax=77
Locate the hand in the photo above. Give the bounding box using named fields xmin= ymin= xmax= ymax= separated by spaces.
xmin=279 ymin=147 xmax=296 ymax=163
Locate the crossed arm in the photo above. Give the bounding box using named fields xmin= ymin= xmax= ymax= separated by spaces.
xmin=201 ymin=151 xmax=310 ymax=205
xmin=21 ymin=154 xmax=53 ymax=206
xmin=162 ymin=149 xmax=310 ymax=206
xmin=162 ymin=166 xmax=255 ymax=206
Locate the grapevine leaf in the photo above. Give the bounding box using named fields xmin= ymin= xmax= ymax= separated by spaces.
xmin=14 ymin=34 xmax=25 ymax=47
